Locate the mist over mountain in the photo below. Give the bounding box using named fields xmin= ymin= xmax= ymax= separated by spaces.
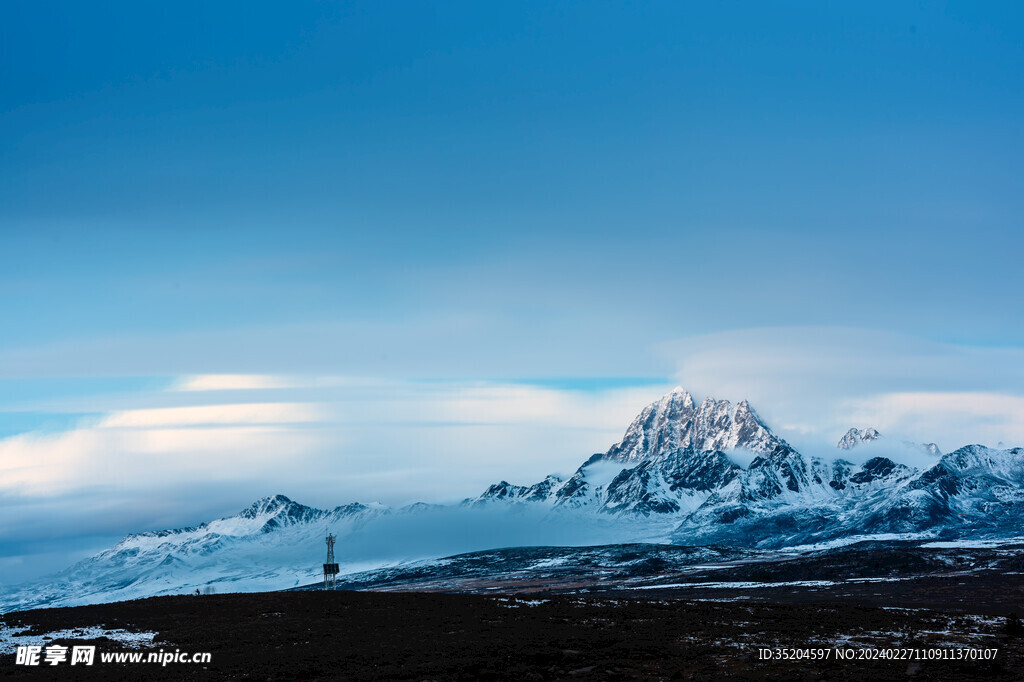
xmin=837 ymin=426 xmax=942 ymax=460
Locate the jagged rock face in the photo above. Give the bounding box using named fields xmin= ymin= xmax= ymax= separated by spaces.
xmin=852 ymin=449 xmax=988 ymax=535
xmin=670 ymin=444 xmax=1024 ymax=546
xmin=465 ymin=475 xmax=565 ymax=508
xmin=828 ymin=459 xmax=854 ymax=490
xmin=603 ymin=388 xmax=696 ymax=462
xmin=940 ymin=445 xmax=1024 ymax=477
xmin=658 ymin=448 xmax=742 ymax=493
xmin=604 ymin=388 xmax=786 ymax=463
xmin=238 ymin=494 xmax=337 ymax=532
xmin=523 ymin=475 xmax=565 ymax=501
xmin=838 ymin=427 xmax=881 ymax=450
xmin=473 ymin=388 xmax=798 ymax=513
xmin=602 ymin=448 xmax=742 ymax=516
xmin=478 ymin=384 xmax=803 ymax=512
xmin=907 ymin=445 xmax=1024 ymax=499
xmin=477 ymin=481 xmax=529 ymax=501
xmin=849 ymin=457 xmax=908 ymax=485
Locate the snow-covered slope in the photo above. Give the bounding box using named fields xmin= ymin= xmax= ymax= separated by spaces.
xmin=0 ymin=496 xmax=384 ymax=612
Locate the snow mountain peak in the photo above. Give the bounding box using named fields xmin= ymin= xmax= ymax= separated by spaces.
xmin=603 ymin=388 xmax=785 ymax=464
xmin=838 ymin=427 xmax=882 ymax=449
xmin=242 ymin=494 xmax=297 ymax=516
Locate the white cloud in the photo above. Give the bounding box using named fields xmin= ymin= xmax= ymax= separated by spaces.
xmin=0 ymin=377 xmax=671 ymax=579
xmin=0 ymin=380 xmax=668 ymax=515
xmin=0 ymin=423 xmax=323 ymax=497
xmin=99 ymin=402 xmax=324 ymax=428
xmin=394 ymin=382 xmax=668 ymax=430
xmin=841 ymin=391 xmax=1024 ymax=451
xmin=173 ymin=374 xmax=300 ymax=392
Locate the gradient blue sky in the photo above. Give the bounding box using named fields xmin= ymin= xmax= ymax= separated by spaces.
xmin=2 ymin=2 xmax=1023 ymax=582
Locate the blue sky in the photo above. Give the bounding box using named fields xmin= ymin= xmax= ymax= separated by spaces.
xmin=2 ymin=2 xmax=1023 ymax=582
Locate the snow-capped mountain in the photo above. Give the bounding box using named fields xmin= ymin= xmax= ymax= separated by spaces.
xmin=838 ymin=427 xmax=881 ymax=449
xmin=0 ymin=496 xmax=385 ymax=612
xmin=469 ymin=390 xmax=1022 ymax=548
xmin=466 ymin=388 xmax=793 ymax=513
xmin=604 ymin=387 xmax=785 ymax=463
xmin=4 ymin=387 xmax=1022 ymax=612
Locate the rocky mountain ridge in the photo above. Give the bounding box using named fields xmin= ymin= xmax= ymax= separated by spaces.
xmin=467 ymin=390 xmax=1020 ymax=547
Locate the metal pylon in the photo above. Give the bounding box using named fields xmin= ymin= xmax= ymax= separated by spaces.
xmin=323 ymin=533 xmax=339 ymax=590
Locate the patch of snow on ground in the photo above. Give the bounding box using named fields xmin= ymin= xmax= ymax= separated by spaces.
xmin=0 ymin=625 xmax=160 ymax=655
xmin=494 ymin=597 xmax=550 ymax=608
xmin=921 ymin=537 xmax=1024 ymax=549
xmin=781 ymin=533 xmax=928 ymax=554
xmin=526 ymin=557 xmax=572 ymax=569
xmin=629 ymin=579 xmax=837 ymax=590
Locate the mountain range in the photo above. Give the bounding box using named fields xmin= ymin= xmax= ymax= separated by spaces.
xmin=2 ymin=387 xmax=1021 ymax=612
xmin=469 ymin=388 xmax=1022 ymax=547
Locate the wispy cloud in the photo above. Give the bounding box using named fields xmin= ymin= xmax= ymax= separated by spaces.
xmin=842 ymin=391 xmax=1024 ymax=450
xmin=99 ymin=402 xmax=324 ymax=428
xmin=3 ymin=326 xmax=1023 ymax=583
xmin=172 ymin=374 xmax=301 ymax=392
xmin=0 ymin=376 xmax=671 ymax=576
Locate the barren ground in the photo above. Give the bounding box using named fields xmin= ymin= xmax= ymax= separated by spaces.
xmin=3 ymin=583 xmax=1024 ymax=681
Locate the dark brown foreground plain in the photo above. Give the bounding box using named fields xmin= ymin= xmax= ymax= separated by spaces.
xmin=3 ymin=587 xmax=1024 ymax=681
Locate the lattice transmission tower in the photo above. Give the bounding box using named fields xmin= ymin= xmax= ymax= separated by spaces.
xmin=323 ymin=533 xmax=339 ymax=590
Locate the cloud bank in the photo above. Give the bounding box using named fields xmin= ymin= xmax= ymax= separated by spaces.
xmin=662 ymin=327 xmax=1024 ymax=452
